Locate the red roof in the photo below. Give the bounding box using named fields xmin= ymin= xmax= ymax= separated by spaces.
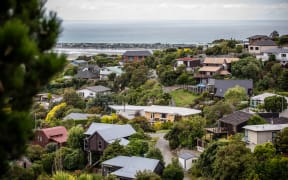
xmin=176 ymin=58 xmax=198 ymax=61
xmin=41 ymin=126 xmax=68 ymax=143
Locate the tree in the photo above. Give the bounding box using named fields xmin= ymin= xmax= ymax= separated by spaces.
xmin=274 ymin=127 xmax=288 ymax=154
xmin=51 ymin=171 xmax=75 ymax=180
xmin=135 ymin=170 xmax=161 ymax=180
xmin=67 ymin=126 xmax=85 ymax=149
xmin=26 ymin=145 xmax=45 ymax=162
xmin=231 ymin=57 xmax=262 ymax=81
xmin=146 ymin=148 xmax=164 ymax=165
xmin=62 ymin=89 xmax=85 ymax=109
xmin=270 ymin=30 xmax=279 ymax=39
xmin=203 ymin=100 xmax=233 ymax=124
xmin=45 ymin=102 xmax=67 ymax=122
xmin=224 ymin=85 xmax=247 ymax=105
xmin=213 ymin=142 xmax=256 ymax=180
xmin=264 ymin=95 xmax=287 ymax=113
xmin=0 ymin=0 xmax=66 ymax=173
xmin=165 ymin=116 xmax=206 ymax=149
xmin=126 ymin=139 xmax=149 ymax=156
xmin=278 ymin=70 xmax=288 ymax=91
xmin=162 ymin=159 xmax=184 ymax=180
xmin=247 ymin=115 xmax=267 ymax=125
xmin=100 ymin=140 xmax=127 ymax=162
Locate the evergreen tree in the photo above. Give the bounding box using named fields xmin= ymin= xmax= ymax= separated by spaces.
xmin=0 ymin=0 xmax=66 ymax=174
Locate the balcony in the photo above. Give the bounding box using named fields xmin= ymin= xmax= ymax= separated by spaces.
xmin=205 ymin=127 xmax=228 ymax=134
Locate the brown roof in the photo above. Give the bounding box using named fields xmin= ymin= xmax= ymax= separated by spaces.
xmin=219 ymin=111 xmax=253 ymax=126
xmin=176 ymin=57 xmax=199 ymax=61
xmin=219 ymin=70 xmax=231 ymax=75
xmin=203 ymin=57 xmax=239 ymax=64
xmin=198 ymin=66 xmax=221 ymax=72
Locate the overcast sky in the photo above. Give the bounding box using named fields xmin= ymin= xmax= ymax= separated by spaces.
xmin=46 ymin=0 xmax=288 ymax=21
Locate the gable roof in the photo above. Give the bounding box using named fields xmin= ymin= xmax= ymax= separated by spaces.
xmin=144 ymin=105 xmax=201 ymax=116
xmin=40 ymin=126 xmax=68 ymax=143
xmin=243 ymin=124 xmax=288 ymax=132
xmin=179 ymin=153 xmax=196 ymax=160
xmin=203 ymin=57 xmax=239 ymax=64
xmin=219 ymin=111 xmax=253 ymax=126
xmin=212 ymin=79 xmax=253 ymax=97
xmin=63 ymin=113 xmax=97 ymax=120
xmin=248 ymin=35 xmax=269 ymax=40
xmin=252 ymin=39 xmax=277 ymax=46
xmin=85 ymin=123 xmax=136 ymax=142
xmin=102 ymin=156 xmax=160 ymax=179
xmin=198 ymin=66 xmax=221 ymax=72
xmin=262 ymin=48 xmax=288 ymax=54
xmin=85 ymin=85 xmax=111 ymax=93
xmin=123 ymin=50 xmax=152 ymax=57
xmin=251 ymin=93 xmax=278 ymax=101
xmin=176 ymin=57 xmax=200 ymax=61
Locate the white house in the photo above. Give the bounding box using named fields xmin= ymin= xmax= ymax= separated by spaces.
xmin=77 ymin=85 xmax=111 ymax=98
xmin=99 ymin=66 xmax=123 ymax=80
xmin=250 ymin=93 xmax=288 ymax=109
xmin=243 ymin=124 xmax=288 ymax=151
xmin=178 ymin=153 xmax=198 ymax=170
xmin=248 ymin=39 xmax=277 ymax=54
xmin=257 ymin=48 xmax=288 ymax=66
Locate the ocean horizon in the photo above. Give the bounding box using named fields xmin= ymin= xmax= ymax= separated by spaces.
xmin=59 ymin=20 xmax=288 ymax=44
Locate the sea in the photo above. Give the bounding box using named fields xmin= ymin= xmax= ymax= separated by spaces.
xmin=59 ymin=20 xmax=288 ymax=44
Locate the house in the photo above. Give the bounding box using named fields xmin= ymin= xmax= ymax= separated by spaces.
xmin=248 ymin=39 xmax=277 ymax=54
xmin=194 ymin=57 xmax=239 ymax=84
xmin=258 ymin=48 xmax=288 ymax=66
xmin=144 ymin=105 xmax=201 ymax=123
xmin=32 ymin=126 xmax=68 ymax=147
xmin=109 ymin=105 xmax=147 ymax=120
xmin=247 ymin=35 xmax=270 ymax=45
xmin=34 ymin=93 xmax=63 ymax=109
xmin=77 ymin=85 xmax=111 ymax=98
xmin=84 ymin=123 xmax=136 ymax=164
xmin=102 ymin=156 xmax=163 ymax=179
xmin=206 ymin=111 xmax=253 ymax=138
xmin=100 ymin=66 xmax=123 ymax=80
xmin=250 ymin=92 xmax=288 ymax=109
xmin=75 ymin=64 xmax=100 ymax=79
xmin=243 ymin=124 xmax=288 ymax=151
xmin=122 ymin=50 xmax=152 ymax=63
xmin=63 ymin=113 xmax=98 ymax=121
xmin=178 ymin=153 xmax=198 ymax=171
xmin=174 ymin=57 xmax=200 ymax=71
xmin=208 ymin=79 xmax=253 ymax=98
xmin=70 ymin=60 xmax=88 ymax=66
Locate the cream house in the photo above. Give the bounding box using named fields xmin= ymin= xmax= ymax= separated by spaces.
xmin=248 ymin=39 xmax=277 ymax=54
xmin=243 ymin=124 xmax=288 ymax=151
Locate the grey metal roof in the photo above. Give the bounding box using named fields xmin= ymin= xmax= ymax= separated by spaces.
xmin=253 ymin=39 xmax=277 ymax=46
xmin=213 ymin=79 xmax=253 ymax=98
xmin=86 ymin=85 xmax=111 ymax=93
xmin=262 ymin=48 xmax=288 ymax=54
xmin=102 ymin=156 xmax=160 ymax=179
xmin=243 ymin=124 xmax=288 ymax=132
xmin=123 ymin=50 xmax=152 ymax=57
xmin=63 ymin=113 xmax=96 ymax=120
xmin=85 ymin=123 xmax=136 ymax=142
xmin=219 ymin=111 xmax=253 ymax=126
xmin=178 ymin=153 xmax=196 ymax=160
xmin=248 ymin=35 xmax=269 ymax=39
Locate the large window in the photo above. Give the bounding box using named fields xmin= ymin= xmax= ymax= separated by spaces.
xmin=281 ymin=54 xmax=287 ymax=57
xmin=255 ymin=47 xmax=259 ymax=50
xmin=161 ymin=113 xmax=167 ymax=119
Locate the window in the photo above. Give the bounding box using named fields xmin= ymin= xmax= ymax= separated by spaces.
xmin=98 ymin=140 xmax=102 ymax=149
xmin=272 ymin=132 xmax=277 ymax=142
xmin=161 ymin=113 xmax=167 ymax=119
xmin=250 ymin=47 xmax=254 ymax=50
xmin=38 ymin=136 xmax=42 ymax=142
xmin=281 ymin=54 xmax=287 ymax=57
xmin=255 ymin=47 xmax=259 ymax=50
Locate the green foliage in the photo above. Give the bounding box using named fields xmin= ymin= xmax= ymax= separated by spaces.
xmin=247 ymin=115 xmax=267 ymax=125
xmin=254 ymin=143 xmax=276 ymax=162
xmin=261 ymin=157 xmax=288 ymax=180
xmin=274 ymin=127 xmax=288 ymax=154
xmin=41 ymin=152 xmax=55 ymax=174
xmin=45 ymin=142 xmax=58 ymax=153
xmin=213 ymin=142 xmax=255 ymax=180
xmin=45 ymin=103 xmax=67 ymax=122
xmin=26 ymin=145 xmax=45 ymax=162
xmin=165 ymin=116 xmax=206 ymax=149
xmin=278 ymin=70 xmax=288 ymax=91
xmin=146 ymin=148 xmax=164 ymax=165
xmin=129 ymin=116 xmax=154 ymax=132
xmin=67 ymin=126 xmax=85 ymax=149
xmin=77 ymin=173 xmax=102 ymax=180
xmin=203 ymin=100 xmax=233 ymax=124
xmin=169 ymin=89 xmax=199 ymax=107
xmin=62 ymin=89 xmax=85 ymax=109
xmin=51 ymin=171 xmax=75 ymax=180
xmin=135 ymin=170 xmax=161 ymax=180
xmin=126 ymin=139 xmax=149 ymax=156
xmin=162 ymin=159 xmax=184 ymax=180
xmin=278 ymin=34 xmax=288 ymax=45
xmin=264 ymin=95 xmax=288 ymax=113
xmin=55 ymin=147 xmax=85 ymax=171
xmin=3 ymin=165 xmax=34 ymax=180
xmin=100 ymin=140 xmax=128 ymax=162
xmin=0 ymin=0 xmax=66 ymax=172
xmin=224 ymin=85 xmax=247 ymax=105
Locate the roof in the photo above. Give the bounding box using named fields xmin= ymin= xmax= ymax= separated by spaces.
xmin=144 ymin=105 xmax=201 ymax=116
xmin=63 ymin=113 xmax=97 ymax=120
xmin=203 ymin=57 xmax=239 ymax=64
xmin=123 ymin=50 xmax=152 ymax=57
xmin=265 ymin=117 xmax=288 ymax=124
xmin=75 ymin=67 xmax=99 ymax=79
xmin=109 ymin=105 xmax=148 ymax=111
xmin=211 ymin=79 xmax=253 ymax=97
xmin=178 ymin=153 xmax=196 ymax=160
xmin=262 ymin=48 xmax=288 ymax=54
xmin=219 ymin=111 xmax=253 ymax=126
xmin=84 ymin=85 xmax=111 ymax=93
xmin=102 ymin=156 xmax=160 ymax=179
xmin=85 ymin=123 xmax=136 ymax=142
xmin=251 ymin=93 xmax=278 ymax=101
xmin=101 ymin=66 xmax=123 ymax=75
xmin=248 ymin=35 xmax=269 ymax=40
xmin=198 ymin=66 xmax=221 ymax=72
xmin=39 ymin=126 xmax=68 ymax=143
xmin=243 ymin=124 xmax=288 ymax=132
xmin=219 ymin=70 xmax=231 ymax=75
xmin=176 ymin=57 xmax=200 ymax=61
xmin=252 ymin=39 xmax=277 ymax=46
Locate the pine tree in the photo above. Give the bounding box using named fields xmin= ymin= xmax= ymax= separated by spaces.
xmin=0 ymin=0 xmax=66 ymax=174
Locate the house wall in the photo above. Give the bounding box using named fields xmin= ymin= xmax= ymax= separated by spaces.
xmin=77 ymin=89 xmax=95 ymax=98
xmin=247 ymin=130 xmax=258 ymax=145
xmin=178 ymin=158 xmax=186 ymax=169
xmin=144 ymin=112 xmax=176 ymax=122
xmin=32 ymin=131 xmax=50 ymax=147
xmin=260 ymin=52 xmax=288 ymax=64
xmin=249 ymin=45 xmax=277 ymax=54
xmin=257 ymin=131 xmax=276 ymax=144
xmin=88 ymin=132 xmax=108 ymax=152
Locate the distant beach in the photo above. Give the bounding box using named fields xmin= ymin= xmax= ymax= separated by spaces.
xmin=59 ymin=20 xmax=288 ymax=44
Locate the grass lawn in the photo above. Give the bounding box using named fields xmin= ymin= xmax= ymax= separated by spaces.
xmin=170 ymin=89 xmax=200 ymax=107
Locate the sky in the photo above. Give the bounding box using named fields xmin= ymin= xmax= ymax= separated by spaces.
xmin=46 ymin=0 xmax=288 ymax=21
